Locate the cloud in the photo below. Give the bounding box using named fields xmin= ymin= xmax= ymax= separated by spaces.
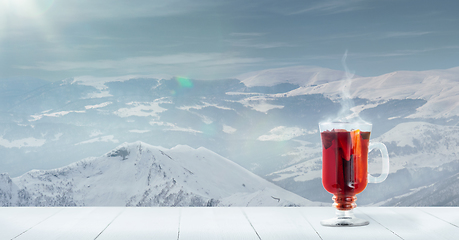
xmin=299 ymin=45 xmax=459 ymax=61
xmin=226 ymin=32 xmax=294 ymax=49
xmin=226 ymin=39 xmax=295 ymax=49
xmin=48 ymin=0 xmax=220 ymax=21
xmin=308 ymin=31 xmax=431 ymax=43
xmin=0 ymin=0 xmax=222 ymax=35
xmin=229 ymin=32 xmax=266 ymax=37
xmin=383 ymin=31 xmax=432 ymax=38
xmin=17 ymin=52 xmax=264 ymax=77
xmin=288 ymin=0 xmax=366 ymax=15
xmin=359 ymin=46 xmax=459 ymax=58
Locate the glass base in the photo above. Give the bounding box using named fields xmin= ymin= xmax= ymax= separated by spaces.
xmin=320 ymin=209 xmax=369 ymax=227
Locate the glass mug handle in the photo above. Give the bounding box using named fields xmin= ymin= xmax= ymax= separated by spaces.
xmin=367 ymin=142 xmax=390 ymax=183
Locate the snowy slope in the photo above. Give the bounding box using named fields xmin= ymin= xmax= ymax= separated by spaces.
xmin=236 ymin=66 xmax=348 ymax=87
xmin=374 ymin=122 xmax=459 ymax=172
xmin=238 ymin=66 xmax=459 ymax=119
xmin=0 ymin=142 xmax=314 ymax=207
xmin=379 ymin=171 xmax=459 ymax=206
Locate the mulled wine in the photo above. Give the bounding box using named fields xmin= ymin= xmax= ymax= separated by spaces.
xmin=321 ymin=129 xmax=370 ymax=210
xmin=318 ymin=121 xmax=390 ymax=227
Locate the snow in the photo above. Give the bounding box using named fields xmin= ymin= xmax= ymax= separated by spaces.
xmin=129 ymin=130 xmax=151 ymax=134
xmin=351 ymin=69 xmax=459 ymax=118
xmin=85 ymin=102 xmax=113 ymax=110
xmin=222 ymin=124 xmax=237 ymax=134
xmin=52 ymin=133 xmax=63 ymax=141
xmin=270 ymin=121 xmax=459 ymax=183
xmin=82 ymin=91 xmax=113 ymax=99
xmin=374 ymin=122 xmax=459 ymax=173
xmin=75 ymin=135 xmax=119 ymax=145
xmin=3 ymin=66 xmax=459 ymax=207
xmin=176 ymin=101 xmax=234 ymax=124
xmin=89 ymin=130 xmax=103 ymax=138
xmin=1 ymin=142 xmax=315 ymax=207
xmin=257 ymin=126 xmax=317 ymax=141
xmin=177 ymin=102 xmax=233 ymax=111
xmin=349 ymin=102 xmax=380 ymax=118
xmin=149 ymin=121 xmax=202 ymax=134
xmin=114 ymin=101 xmax=168 ymax=118
xmin=269 ymin=157 xmax=322 ymax=182
xmin=71 ymin=75 xmax=169 ymax=90
xmin=0 ymin=136 xmax=46 ymax=149
xmin=236 ymin=66 xmax=346 ymax=87
xmin=232 ymin=95 xmax=284 ymax=113
xmin=248 ymin=102 xmax=284 ymax=113
xmin=376 ymin=122 xmax=428 ymax=148
xmin=254 ymin=66 xmax=459 ymax=119
xmin=29 ymin=110 xmax=85 ymax=121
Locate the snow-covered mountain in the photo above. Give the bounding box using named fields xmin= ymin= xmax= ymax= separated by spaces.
xmin=237 ymin=66 xmax=459 ymax=119
xmin=1 ymin=65 xmax=459 ymax=206
xmin=0 ymin=141 xmax=314 ymax=207
xmin=379 ymin=171 xmax=459 ymax=206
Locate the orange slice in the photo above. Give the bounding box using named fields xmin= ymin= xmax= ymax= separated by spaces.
xmin=350 ymin=129 xmax=361 ymax=160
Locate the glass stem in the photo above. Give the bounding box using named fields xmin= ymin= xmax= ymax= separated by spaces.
xmin=332 ymin=195 xmax=357 ymax=210
xmin=335 ymin=209 xmax=355 ymax=219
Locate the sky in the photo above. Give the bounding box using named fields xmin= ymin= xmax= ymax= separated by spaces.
xmin=1 ymin=0 xmax=459 ymax=81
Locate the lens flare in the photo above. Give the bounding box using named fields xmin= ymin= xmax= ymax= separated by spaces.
xmin=201 ymin=123 xmax=217 ymax=136
xmin=176 ymin=77 xmax=193 ymax=88
xmin=2 ymin=0 xmax=55 ymax=17
xmin=0 ymin=0 xmax=58 ymax=55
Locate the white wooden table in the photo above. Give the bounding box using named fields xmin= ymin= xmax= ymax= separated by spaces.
xmin=1 ymin=207 xmax=458 ymax=240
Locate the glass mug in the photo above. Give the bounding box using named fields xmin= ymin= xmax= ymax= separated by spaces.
xmin=319 ymin=122 xmax=389 ymax=226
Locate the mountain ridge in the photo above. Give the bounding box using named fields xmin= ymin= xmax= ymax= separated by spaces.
xmin=0 ymin=141 xmax=315 ymax=207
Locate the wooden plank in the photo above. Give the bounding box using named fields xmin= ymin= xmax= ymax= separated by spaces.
xmin=358 ymin=207 xmax=423 ymax=240
xmin=52 ymin=207 xmax=124 ymax=240
xmin=179 ymin=207 xmax=260 ymax=240
xmin=96 ymin=207 xmax=180 ymax=240
xmin=418 ymin=207 xmax=459 ymax=227
xmin=0 ymin=207 xmax=62 ymax=240
xmin=300 ymin=207 xmax=402 ymax=240
xmin=11 ymin=207 xmax=123 ymax=240
xmin=243 ymin=207 xmax=321 ymax=240
xmin=359 ymin=207 xmax=459 ymax=240
xmin=1 ymin=207 xmax=458 ymax=240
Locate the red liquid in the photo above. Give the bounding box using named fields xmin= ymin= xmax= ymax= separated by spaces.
xmin=321 ymin=129 xmax=370 ymax=210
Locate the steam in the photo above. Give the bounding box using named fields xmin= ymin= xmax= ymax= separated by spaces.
xmin=335 ymin=50 xmax=355 ymax=122
xmin=324 ymin=50 xmax=370 ymax=125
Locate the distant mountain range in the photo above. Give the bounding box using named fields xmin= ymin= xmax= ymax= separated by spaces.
xmin=1 ymin=65 xmax=459 ymax=206
xmin=0 ymin=142 xmax=314 ymax=206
